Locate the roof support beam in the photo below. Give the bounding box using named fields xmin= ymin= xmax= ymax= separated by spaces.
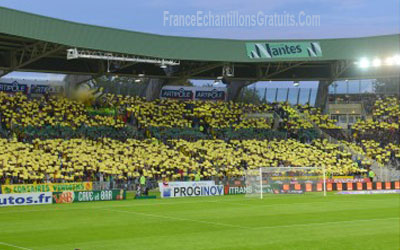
xmin=164 ymin=62 xmax=224 ymax=86
xmin=226 ymin=80 xmax=253 ymax=101
xmin=330 ymin=60 xmax=352 ymax=79
xmin=176 ymin=63 xmax=224 ymax=79
xmin=315 ymin=80 xmax=332 ymax=110
xmin=64 ymin=61 xmax=140 ymax=96
xmin=263 ymin=62 xmax=307 ymax=80
xmin=243 ymin=61 xmax=307 ymax=87
xmin=0 ymin=42 xmax=64 ymax=77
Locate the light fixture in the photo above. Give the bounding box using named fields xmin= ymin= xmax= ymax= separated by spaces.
xmin=138 ymin=73 xmax=145 ymax=77
xmin=67 ymin=48 xmax=180 ymax=66
xmin=372 ymin=58 xmax=381 ymax=67
xmin=357 ymin=55 xmax=400 ymax=68
xmin=222 ymin=64 xmax=234 ymax=77
xmin=293 ymin=81 xmax=300 ymax=87
xmin=134 ymin=79 xmax=141 ymax=83
xmin=385 ymin=57 xmax=394 ymax=66
xmin=359 ymin=58 xmax=370 ymax=68
xmin=394 ymin=55 xmax=400 ymax=65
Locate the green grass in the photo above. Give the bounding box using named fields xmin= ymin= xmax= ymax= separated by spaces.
xmin=0 ymin=193 xmax=399 ymax=250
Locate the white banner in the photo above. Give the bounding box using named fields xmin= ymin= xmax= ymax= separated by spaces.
xmin=0 ymin=192 xmax=53 ymax=207
xmin=159 ymin=181 xmax=224 ymax=198
xmin=158 ymin=181 xmax=215 ymax=190
xmin=160 ymin=86 xmax=227 ymax=101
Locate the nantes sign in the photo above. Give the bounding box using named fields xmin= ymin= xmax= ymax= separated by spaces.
xmin=246 ymin=42 xmax=322 ymax=59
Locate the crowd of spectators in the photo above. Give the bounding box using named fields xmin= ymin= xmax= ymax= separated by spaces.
xmin=0 ymin=137 xmax=364 ymax=185
xmin=0 ymin=91 xmax=398 ymax=184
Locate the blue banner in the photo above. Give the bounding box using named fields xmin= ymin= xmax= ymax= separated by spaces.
xmin=0 ymin=81 xmax=28 ymax=93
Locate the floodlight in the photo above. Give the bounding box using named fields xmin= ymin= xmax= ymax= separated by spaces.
xmin=138 ymin=73 xmax=145 ymax=77
xmin=222 ymin=64 xmax=234 ymax=77
xmin=160 ymin=60 xmax=167 ymax=69
xmin=293 ymin=81 xmax=300 ymax=87
xmin=359 ymin=58 xmax=370 ymax=68
xmin=385 ymin=57 xmax=394 ymax=66
xmin=393 ymin=55 xmax=400 ymax=65
xmin=372 ymin=58 xmax=381 ymax=67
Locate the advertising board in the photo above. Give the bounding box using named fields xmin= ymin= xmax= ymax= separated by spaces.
xmin=160 ymin=86 xmax=227 ymax=101
xmin=52 ymin=190 xmax=126 ymax=204
xmin=0 ymin=192 xmax=52 ymax=207
xmin=159 ymin=181 xmax=223 ymax=198
xmin=1 ymin=182 xmax=93 ymax=194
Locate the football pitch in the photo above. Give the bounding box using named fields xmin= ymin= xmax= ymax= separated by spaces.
xmin=0 ymin=193 xmax=398 ymax=250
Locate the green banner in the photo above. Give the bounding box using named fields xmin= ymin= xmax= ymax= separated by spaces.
xmin=1 ymin=182 xmax=92 ymax=194
xmin=246 ymin=42 xmax=322 ymax=59
xmin=53 ymin=189 xmax=126 ymax=204
xmin=86 ymin=107 xmax=116 ymax=116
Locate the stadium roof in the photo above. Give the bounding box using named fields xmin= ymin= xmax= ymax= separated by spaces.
xmin=0 ymin=6 xmax=399 ymax=80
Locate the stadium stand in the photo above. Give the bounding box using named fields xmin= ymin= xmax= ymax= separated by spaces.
xmin=351 ymin=96 xmax=400 ymax=144
xmin=0 ymin=92 xmax=399 ymax=185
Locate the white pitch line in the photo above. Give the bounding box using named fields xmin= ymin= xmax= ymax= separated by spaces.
xmin=103 ymin=208 xmax=399 ymax=232
xmin=102 ymin=208 xmax=251 ymax=230
xmin=255 ymin=217 xmax=400 ymax=230
xmin=0 ymin=196 xmax=397 ymax=215
xmin=214 ymin=198 xmax=400 ymax=209
xmin=0 ymin=199 xmax=222 ymax=214
xmin=0 ymin=241 xmax=33 ymax=250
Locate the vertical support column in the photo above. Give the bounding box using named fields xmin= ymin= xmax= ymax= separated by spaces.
xmin=263 ymin=88 xmax=267 ymax=103
xmin=226 ymin=80 xmax=250 ymax=101
xmin=63 ymin=74 xmax=94 ymax=97
xmin=286 ymin=88 xmax=290 ymax=103
xmin=315 ymin=80 xmax=332 ymax=109
xmin=143 ymin=78 xmax=168 ymax=101
xmin=296 ymin=88 xmax=301 ymax=105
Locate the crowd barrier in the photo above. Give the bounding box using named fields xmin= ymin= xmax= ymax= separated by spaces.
xmin=0 ymin=189 xmax=126 ymax=207
xmin=224 ymin=181 xmax=400 ymax=194
xmin=158 ymin=181 xmax=224 ymax=198
xmin=0 ymin=192 xmax=53 ymax=207
xmin=53 ymin=189 xmax=126 ymax=204
xmin=0 ymin=182 xmax=93 ymax=194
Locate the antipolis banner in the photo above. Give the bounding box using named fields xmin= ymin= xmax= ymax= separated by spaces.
xmin=159 ymin=181 xmax=224 ymax=198
xmin=160 ymin=86 xmax=227 ymax=101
